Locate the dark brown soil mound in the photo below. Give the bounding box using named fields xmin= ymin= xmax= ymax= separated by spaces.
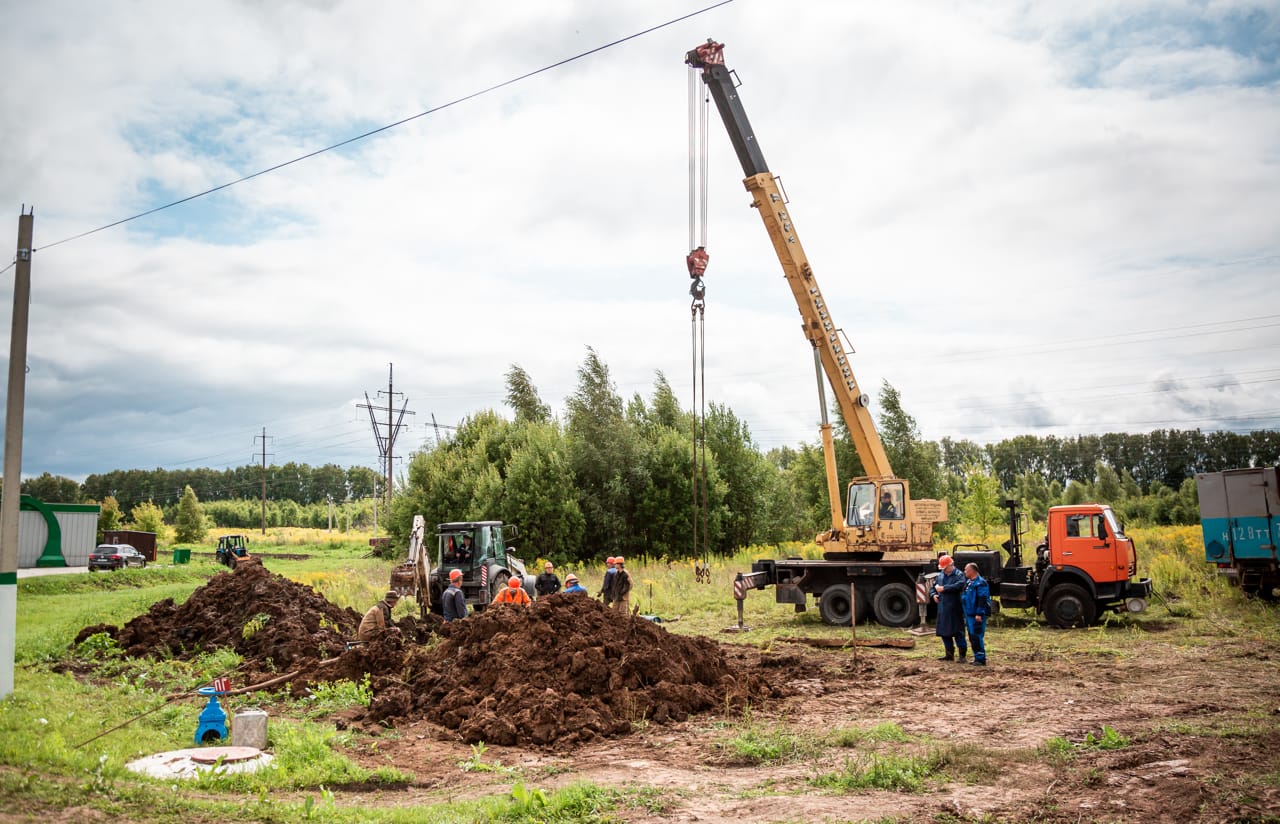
xmin=73 ymin=566 xmax=774 ymax=749
xmin=360 ymin=594 xmax=774 ymax=749
xmin=74 ymin=561 xmax=362 ymax=672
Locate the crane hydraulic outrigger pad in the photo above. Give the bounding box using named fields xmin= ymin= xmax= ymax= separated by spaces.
xmin=686 ymin=39 xmax=947 ymax=560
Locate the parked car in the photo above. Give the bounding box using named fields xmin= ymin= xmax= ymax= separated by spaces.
xmin=88 ymin=544 xmax=148 ymax=571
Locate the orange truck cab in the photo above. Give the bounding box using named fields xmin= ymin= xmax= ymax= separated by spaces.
xmin=995 ymin=503 xmax=1152 ymax=627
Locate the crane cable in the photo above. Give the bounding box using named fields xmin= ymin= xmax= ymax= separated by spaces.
xmin=688 ymin=65 xmax=711 ymax=577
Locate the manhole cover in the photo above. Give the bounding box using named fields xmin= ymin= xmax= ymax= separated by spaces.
xmin=190 ymin=746 xmax=262 ymax=764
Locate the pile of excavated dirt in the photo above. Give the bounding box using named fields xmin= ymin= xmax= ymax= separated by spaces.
xmin=74 ymin=562 xmax=369 ymax=677
xmin=356 ymin=595 xmax=778 ymax=749
xmin=73 ymin=565 xmax=776 ymax=748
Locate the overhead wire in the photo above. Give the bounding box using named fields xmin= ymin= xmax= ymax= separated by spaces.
xmin=31 ymin=0 xmax=736 ymax=255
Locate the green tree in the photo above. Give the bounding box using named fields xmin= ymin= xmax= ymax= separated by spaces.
xmin=502 ymin=422 xmax=585 ymax=561
xmin=21 ymin=472 xmax=80 ymax=503
xmin=958 ymin=466 xmax=1002 ymax=544
xmin=1093 ymin=461 xmax=1122 ymax=504
xmin=506 ymin=363 xmax=552 ymax=424
xmin=876 ymin=381 xmax=943 ymax=500
xmin=174 ymin=485 xmax=206 ymax=543
xmin=565 ymin=348 xmax=646 ymax=557
xmin=703 ymin=402 xmax=765 ymax=554
xmin=95 ymin=496 xmax=124 ymax=543
xmin=128 ymin=500 xmax=166 ymax=535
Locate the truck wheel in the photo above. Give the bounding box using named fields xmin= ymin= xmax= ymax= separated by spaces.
xmin=818 ymin=587 xmax=853 ymax=626
xmin=872 ymin=582 xmax=917 ymax=628
xmin=1044 ymin=584 xmax=1096 ymax=628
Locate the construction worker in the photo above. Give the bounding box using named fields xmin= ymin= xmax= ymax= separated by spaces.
xmin=563 ymin=573 xmax=587 ymax=594
xmin=453 ymin=534 xmax=475 ymax=564
xmin=611 ymin=556 xmax=633 ymax=614
xmin=492 ymin=576 xmax=531 ymax=606
xmin=535 ymin=561 xmax=561 ymax=598
xmin=442 ymin=569 xmax=468 ymax=622
xmin=879 ymin=489 xmax=900 ymax=519
xmin=933 ymin=554 xmax=968 ymax=662
xmin=962 ymin=562 xmax=991 ymax=666
xmin=599 ymin=557 xmax=618 ymax=606
xmin=357 ymin=591 xmax=400 ymax=642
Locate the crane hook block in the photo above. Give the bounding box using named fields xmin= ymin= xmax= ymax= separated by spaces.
xmin=687 ymin=246 xmax=709 ymax=279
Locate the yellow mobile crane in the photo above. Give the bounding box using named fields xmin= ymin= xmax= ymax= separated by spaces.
xmin=687 ymin=40 xmax=948 ymax=626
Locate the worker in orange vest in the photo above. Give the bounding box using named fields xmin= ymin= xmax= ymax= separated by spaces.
xmin=491 ymin=576 xmax=531 ymax=606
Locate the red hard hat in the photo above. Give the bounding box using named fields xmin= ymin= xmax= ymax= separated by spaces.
xmin=508 ymin=576 xmax=521 ymax=589
xmin=606 ymin=556 xmax=616 ymax=564
xmin=449 ymin=569 xmax=462 ymax=580
xmin=938 ymin=554 xmax=953 ymax=569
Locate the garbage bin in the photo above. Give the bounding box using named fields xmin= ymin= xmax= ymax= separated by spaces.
xmin=173 ymin=548 xmax=191 ymax=565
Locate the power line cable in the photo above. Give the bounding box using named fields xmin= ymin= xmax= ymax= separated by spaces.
xmin=31 ymin=0 xmax=735 ymax=254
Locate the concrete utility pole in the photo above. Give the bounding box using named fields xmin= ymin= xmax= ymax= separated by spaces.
xmin=253 ymin=428 xmax=273 ymax=535
xmin=1 ymin=209 xmax=34 ymax=699
xmin=358 ymin=363 xmax=413 ymax=508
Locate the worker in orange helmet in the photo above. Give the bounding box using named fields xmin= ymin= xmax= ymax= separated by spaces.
xmin=491 ymin=575 xmax=531 ymax=606
xmin=611 ymin=556 xmax=633 ymax=614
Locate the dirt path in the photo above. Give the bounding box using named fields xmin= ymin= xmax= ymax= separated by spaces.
xmin=335 ymin=625 xmax=1280 ymax=823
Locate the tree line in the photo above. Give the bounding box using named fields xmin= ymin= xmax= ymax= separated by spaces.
xmin=21 ymin=463 xmax=384 ymax=513
xmin=17 ymin=349 xmax=1279 ymax=559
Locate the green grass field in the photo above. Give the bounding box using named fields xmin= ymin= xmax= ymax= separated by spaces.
xmin=1 ymin=524 xmax=1275 ymax=823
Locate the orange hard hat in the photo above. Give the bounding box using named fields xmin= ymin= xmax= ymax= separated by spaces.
xmin=508 ymin=576 xmax=521 ymax=589
xmin=449 ymin=569 xmax=462 ymax=580
xmin=614 ymin=556 xmax=625 ymax=564
xmin=938 ymin=554 xmax=953 ymax=569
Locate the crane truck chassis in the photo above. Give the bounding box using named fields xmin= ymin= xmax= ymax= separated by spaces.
xmin=739 ymin=500 xmax=1153 ymax=629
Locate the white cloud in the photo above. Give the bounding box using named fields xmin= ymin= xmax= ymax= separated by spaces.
xmin=0 ymin=0 xmax=1276 ymax=482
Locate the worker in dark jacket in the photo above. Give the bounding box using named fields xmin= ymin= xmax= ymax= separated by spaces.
xmin=611 ymin=557 xmax=633 ymax=614
xmin=932 ymin=555 xmax=968 ymax=661
xmin=599 ymin=557 xmax=618 ymax=606
xmin=962 ymin=562 xmax=991 ymax=666
xmin=442 ymin=569 xmax=468 ymax=623
xmin=358 ymin=591 xmax=400 ymax=642
xmin=535 ymin=561 xmax=561 ymax=598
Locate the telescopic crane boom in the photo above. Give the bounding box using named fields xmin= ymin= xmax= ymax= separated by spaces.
xmin=686 ymin=40 xmax=946 ymax=557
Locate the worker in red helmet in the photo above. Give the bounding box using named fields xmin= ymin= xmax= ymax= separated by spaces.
xmin=491 ymin=575 xmax=531 ymax=606
xmin=611 ymin=556 xmax=633 ymax=614
xmin=599 ymin=557 xmax=618 ymax=606
xmin=443 ymin=569 xmax=468 ymax=622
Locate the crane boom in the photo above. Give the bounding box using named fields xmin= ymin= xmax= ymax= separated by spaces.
xmin=687 ymin=39 xmax=945 ymax=555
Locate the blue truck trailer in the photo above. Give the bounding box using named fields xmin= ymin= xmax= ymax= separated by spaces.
xmin=1196 ymin=467 xmax=1280 ymax=600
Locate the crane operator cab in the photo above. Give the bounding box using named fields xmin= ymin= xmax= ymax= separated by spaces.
xmin=847 ymin=481 xmax=905 ymax=528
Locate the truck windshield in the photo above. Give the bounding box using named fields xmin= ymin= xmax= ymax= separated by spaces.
xmin=847 ymin=483 xmax=876 ymax=527
xmin=1103 ymin=508 xmax=1122 ymax=536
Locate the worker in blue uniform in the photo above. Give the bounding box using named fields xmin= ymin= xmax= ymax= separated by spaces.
xmin=962 ymin=562 xmax=991 ymax=666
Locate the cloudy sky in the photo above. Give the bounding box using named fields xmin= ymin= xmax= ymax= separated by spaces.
xmin=1 ymin=0 xmax=1277 ymax=490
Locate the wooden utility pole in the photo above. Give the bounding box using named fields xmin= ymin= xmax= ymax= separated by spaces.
xmin=1 ymin=209 xmax=34 ymax=699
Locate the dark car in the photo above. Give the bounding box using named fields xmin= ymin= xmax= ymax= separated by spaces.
xmin=88 ymin=544 xmax=148 ymax=571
